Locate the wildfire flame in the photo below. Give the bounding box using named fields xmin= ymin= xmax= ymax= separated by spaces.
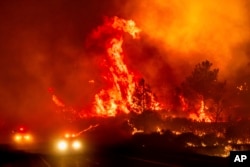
xmin=179 ymin=95 xmax=213 ymax=122
xmin=127 ymin=119 xmax=144 ymax=135
xmin=93 ymin=17 xmax=142 ymax=116
xmin=50 ymin=16 xmax=162 ymax=118
xmin=52 ymin=94 xmax=65 ymax=108
xmin=189 ymin=100 xmax=212 ymax=122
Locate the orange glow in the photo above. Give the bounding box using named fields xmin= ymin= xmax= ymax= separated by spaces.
xmin=127 ymin=120 xmax=144 ymax=135
xmin=24 ymin=135 xmax=31 ymax=140
xmin=179 ymin=95 xmax=188 ymax=111
xmin=156 ymin=126 xmax=163 ymax=134
xmin=126 ymin=0 xmax=250 ymax=78
xmin=189 ymin=100 xmax=212 ymax=122
xmin=57 ymin=140 xmax=68 ymax=151
xmin=64 ymin=133 xmax=70 ymax=138
xmin=72 ymin=140 xmax=82 ymax=150
xmin=88 ymin=80 xmax=95 ymax=84
xmin=14 ymin=133 xmax=33 ymax=143
xmin=64 ymin=133 xmax=76 ymax=138
xmin=50 ymin=17 xmax=161 ymax=118
xmin=111 ymin=16 xmax=141 ymax=38
xmin=14 ymin=135 xmax=22 ymax=142
xmin=52 ymin=94 xmax=65 ymax=108
xmin=93 ymin=17 xmax=161 ymax=117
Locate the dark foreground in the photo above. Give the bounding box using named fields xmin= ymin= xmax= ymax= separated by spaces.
xmin=0 ymin=143 xmax=229 ymax=167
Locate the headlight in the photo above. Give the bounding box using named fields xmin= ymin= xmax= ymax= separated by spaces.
xmin=14 ymin=135 xmax=22 ymax=142
xmin=24 ymin=134 xmax=31 ymax=140
xmin=72 ymin=140 xmax=81 ymax=150
xmin=13 ymin=134 xmax=33 ymax=143
xmin=57 ymin=140 xmax=68 ymax=151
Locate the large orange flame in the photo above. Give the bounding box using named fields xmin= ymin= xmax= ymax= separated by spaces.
xmin=179 ymin=95 xmax=213 ymax=122
xmin=189 ymin=100 xmax=212 ymax=122
xmin=93 ymin=16 xmax=160 ymax=117
xmin=50 ymin=16 xmax=162 ymax=118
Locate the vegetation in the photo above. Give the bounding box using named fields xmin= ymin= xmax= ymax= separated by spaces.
xmin=131 ymin=78 xmax=158 ymax=113
xmin=176 ymin=60 xmax=227 ymax=122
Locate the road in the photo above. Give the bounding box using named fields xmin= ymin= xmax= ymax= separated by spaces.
xmin=0 ymin=144 xmax=229 ymax=167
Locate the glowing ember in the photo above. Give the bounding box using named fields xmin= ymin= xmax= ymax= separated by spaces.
xmin=237 ymin=82 xmax=248 ymax=92
xmin=179 ymin=95 xmax=188 ymax=111
xmin=48 ymin=88 xmax=65 ymax=108
xmin=52 ymin=94 xmax=65 ymax=108
xmin=49 ymin=89 xmax=78 ymax=121
xmin=76 ymin=124 xmax=99 ymax=136
xmin=156 ymin=126 xmax=163 ymax=135
xmin=127 ymin=120 xmax=144 ymax=135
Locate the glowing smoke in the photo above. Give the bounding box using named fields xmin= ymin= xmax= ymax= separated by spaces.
xmin=122 ymin=0 xmax=250 ymax=81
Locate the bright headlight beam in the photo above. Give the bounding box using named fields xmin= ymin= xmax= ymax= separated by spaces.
xmin=72 ymin=141 xmax=81 ymax=150
xmin=14 ymin=135 xmax=22 ymax=141
xmin=57 ymin=140 xmax=68 ymax=151
xmin=24 ymin=134 xmax=31 ymax=140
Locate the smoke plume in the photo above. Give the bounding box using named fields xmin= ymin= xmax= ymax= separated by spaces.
xmin=121 ymin=0 xmax=250 ymax=82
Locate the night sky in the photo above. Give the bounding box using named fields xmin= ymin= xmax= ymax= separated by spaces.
xmin=0 ymin=0 xmax=250 ymax=126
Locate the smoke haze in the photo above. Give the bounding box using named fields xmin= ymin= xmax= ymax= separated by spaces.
xmin=122 ymin=0 xmax=250 ymax=80
xmin=0 ymin=0 xmax=249 ymax=126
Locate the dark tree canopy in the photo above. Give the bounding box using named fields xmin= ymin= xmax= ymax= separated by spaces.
xmin=182 ymin=60 xmax=224 ymax=100
xmin=177 ymin=60 xmax=226 ymax=122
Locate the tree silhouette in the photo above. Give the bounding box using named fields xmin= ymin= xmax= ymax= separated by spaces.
xmin=178 ymin=60 xmax=226 ymax=122
xmin=131 ymin=78 xmax=157 ymax=113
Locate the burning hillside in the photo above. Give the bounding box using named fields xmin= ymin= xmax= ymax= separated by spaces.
xmin=50 ymin=16 xmax=235 ymax=123
xmin=0 ymin=1 xmax=250 ymax=164
xmin=46 ymin=15 xmax=250 ymax=158
xmin=48 ymin=13 xmax=250 ymax=123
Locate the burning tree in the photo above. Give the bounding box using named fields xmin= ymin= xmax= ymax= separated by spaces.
xmin=92 ymin=17 xmax=162 ymax=117
xmin=230 ymin=79 xmax=250 ymax=120
xmin=177 ymin=60 xmax=226 ymax=122
xmin=131 ymin=78 xmax=159 ymax=114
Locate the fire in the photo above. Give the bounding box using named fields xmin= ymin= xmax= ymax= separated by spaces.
xmin=189 ymin=100 xmax=212 ymax=122
xmin=50 ymin=16 xmax=161 ymax=118
xmin=76 ymin=124 xmax=99 ymax=135
xmin=127 ymin=119 xmax=144 ymax=135
xmin=49 ymin=89 xmax=78 ymax=121
xmin=93 ymin=17 xmax=138 ymax=116
xmin=92 ymin=16 xmax=161 ymax=117
xmin=111 ymin=16 xmax=141 ymax=39
xmin=52 ymin=94 xmax=65 ymax=108
xmin=237 ymin=82 xmax=248 ymax=92
xmin=179 ymin=95 xmax=188 ymax=111
xmin=156 ymin=126 xmax=163 ymax=135
xmin=179 ymin=95 xmax=213 ymax=122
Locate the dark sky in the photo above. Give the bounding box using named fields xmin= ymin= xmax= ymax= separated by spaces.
xmin=0 ymin=0 xmax=250 ymax=126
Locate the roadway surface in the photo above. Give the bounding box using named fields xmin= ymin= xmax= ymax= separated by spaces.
xmin=0 ymin=144 xmax=229 ymax=167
